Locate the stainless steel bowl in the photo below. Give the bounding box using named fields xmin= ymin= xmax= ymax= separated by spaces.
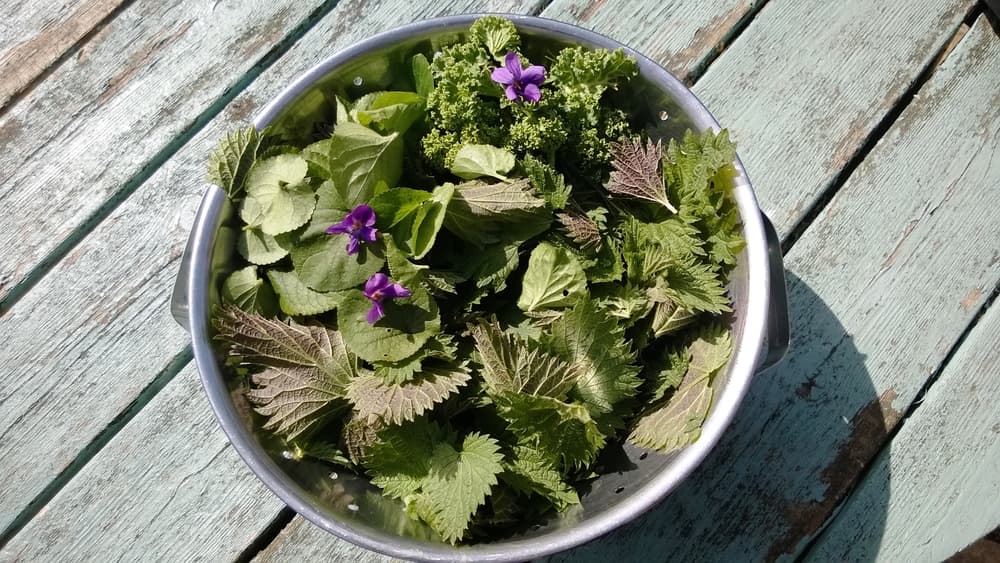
xmin=171 ymin=14 xmax=789 ymax=562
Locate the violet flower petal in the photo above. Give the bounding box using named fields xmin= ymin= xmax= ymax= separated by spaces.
xmin=364 ymin=273 xmax=389 ymax=296
xmin=358 ymin=226 xmax=378 ymax=243
xmin=520 ymin=65 xmax=545 ymax=84
xmin=353 ymin=204 xmax=376 ymax=226
xmin=367 ymin=302 xmax=384 ymax=324
xmin=381 ymin=283 xmax=411 ymax=299
xmin=522 ymin=83 xmax=541 ymax=103
xmin=503 ymin=52 xmax=522 ymax=80
xmin=346 ymin=237 xmax=361 ymax=255
xmin=504 ymin=84 xmax=520 ymax=101
xmin=491 ymin=67 xmax=514 ymax=85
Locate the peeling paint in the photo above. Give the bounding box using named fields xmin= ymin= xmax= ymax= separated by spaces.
xmin=663 ymin=1 xmax=750 ymax=81
xmin=766 ymin=389 xmax=902 ymax=561
xmin=959 ymin=287 xmax=983 ymax=312
xmin=97 ymin=20 xmax=196 ymax=106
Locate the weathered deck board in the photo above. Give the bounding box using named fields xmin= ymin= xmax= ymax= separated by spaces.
xmin=544 ymin=15 xmax=1000 ymax=562
xmin=0 ymin=0 xmax=127 ymax=108
xmin=256 ymin=517 xmax=396 ymax=562
xmin=805 ymin=301 xmax=1000 ymax=561
xmin=0 ymin=364 xmax=288 ymax=562
xmin=0 ymin=0 xmax=329 ymax=305
xmin=0 ymin=0 xmax=540 ymax=550
xmin=691 ymin=0 xmax=974 ymax=238
xmin=541 ymin=0 xmax=756 ymax=81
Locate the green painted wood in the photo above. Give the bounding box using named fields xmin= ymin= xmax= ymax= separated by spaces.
xmin=691 ymin=0 xmax=974 ymax=239
xmin=541 ymin=0 xmax=757 ymax=81
xmin=806 ymin=302 xmax=1000 ymax=561
xmin=0 ymin=0 xmax=127 ymax=108
xmin=0 ymin=0 xmax=329 ymax=304
xmin=255 ymin=517 xmax=397 ymax=562
xmin=0 ymin=0 xmax=541 ymax=551
xmin=803 ymin=22 xmax=1000 ymax=561
xmin=544 ymin=14 xmax=1000 ymax=562
xmin=0 ymin=364 xmax=289 ymax=562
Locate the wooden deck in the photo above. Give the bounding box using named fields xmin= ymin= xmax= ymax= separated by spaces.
xmin=1 ymin=1 xmax=997 ymax=561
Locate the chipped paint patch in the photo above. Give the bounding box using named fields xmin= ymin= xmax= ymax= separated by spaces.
xmin=959 ymin=287 xmax=983 ymax=311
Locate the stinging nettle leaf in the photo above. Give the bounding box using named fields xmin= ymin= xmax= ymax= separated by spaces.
xmin=494 ymin=392 xmax=605 ymax=469
xmin=222 ymin=266 xmax=278 ymax=317
xmin=266 ymin=269 xmax=345 ymax=316
xmin=449 ymin=144 xmax=516 ymax=181
xmin=556 ymin=211 xmax=602 ymax=252
xmin=442 ymin=178 xmax=550 ymax=247
xmin=521 ymin=154 xmax=571 ymax=210
xmin=607 ymin=137 xmax=676 ymax=212
xmin=470 ymin=322 xmax=580 ymax=400
xmin=347 ymin=362 xmax=471 ymax=425
xmin=212 ymin=306 xmax=356 ymax=440
xmin=207 ymin=126 xmax=267 ymax=199
xmin=502 ymin=445 xmax=579 ymax=511
xmin=373 ymin=335 xmax=458 ymax=385
xmin=517 ymin=242 xmax=588 ymax=312
xmin=240 ymin=154 xmax=316 ymax=236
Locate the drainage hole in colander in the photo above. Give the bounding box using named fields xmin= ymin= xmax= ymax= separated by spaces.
xmin=639 ymin=452 xmax=648 ymax=460
xmin=615 ymin=486 xmax=625 ymax=494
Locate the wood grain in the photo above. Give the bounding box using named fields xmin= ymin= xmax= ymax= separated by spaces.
xmin=255 ymin=516 xmax=397 ymax=562
xmin=690 ymin=0 xmax=975 ymax=239
xmin=545 ymin=14 xmax=1000 ymax=562
xmin=0 ymin=365 xmax=288 ymax=562
xmin=0 ymin=0 xmax=328 ymax=304
xmin=803 ymin=22 xmax=1000 ymax=561
xmin=0 ymin=0 xmax=541 ymax=551
xmin=541 ymin=0 xmax=756 ymax=80
xmin=0 ymin=0 xmax=127 ymax=109
xmin=805 ymin=302 xmax=1000 ymax=561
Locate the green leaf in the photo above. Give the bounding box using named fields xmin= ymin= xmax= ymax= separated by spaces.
xmin=647 ymin=344 xmax=690 ymax=403
xmin=355 ymin=91 xmax=425 ymax=134
xmin=461 ymin=242 xmax=520 ymax=292
xmin=469 ymin=16 xmax=520 ymax=60
xmin=543 ymin=300 xmax=641 ymax=415
xmin=290 ymin=234 xmax=385 ymax=292
xmin=412 ymin=54 xmax=433 ymax=99
xmin=607 ymin=137 xmax=676 ymax=212
xmin=658 ymin=255 xmax=731 ymax=314
xmin=338 ymin=287 xmax=440 ymax=363
xmin=301 ymin=122 xmax=402 ymax=207
xmin=368 ymin=418 xmax=448 ymax=498
xmin=212 ymin=306 xmax=355 ymax=440
xmin=237 ymin=227 xmax=289 ymax=265
xmin=373 ymin=335 xmax=458 ymax=384
xmin=207 ymin=126 xmax=267 ymax=199
xmin=651 ymin=299 xmax=699 ymax=337
xmin=449 ymin=144 xmax=516 ymax=181
xmin=521 ymin=154 xmax=570 ymax=210
xmin=301 ymin=179 xmax=360 ymax=240
xmin=628 ymin=323 xmax=732 ymax=453
xmin=371 ymin=185 xmax=454 ymax=259
xmin=266 ymin=269 xmax=344 ymax=316
xmin=414 ymin=433 xmax=504 ymax=544
xmin=502 ymin=445 xmax=579 ymax=511
xmin=494 ymin=392 xmax=605 ymax=469
xmin=347 ymin=362 xmax=471 ymax=425
xmin=517 ymin=242 xmax=588 ymax=312
xmin=442 ymin=178 xmax=551 ymax=247
xmin=470 ymin=322 xmax=579 ymax=399
xmin=240 ymin=154 xmax=316 ymax=236
xmin=221 ymin=266 xmax=278 ymax=317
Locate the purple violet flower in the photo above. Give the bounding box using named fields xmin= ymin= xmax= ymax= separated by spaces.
xmin=326 ymin=204 xmax=377 ymax=255
xmin=490 ymin=52 xmax=546 ymax=103
xmin=363 ymin=273 xmax=411 ymax=324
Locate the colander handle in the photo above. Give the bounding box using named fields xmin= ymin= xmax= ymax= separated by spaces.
xmin=170 ymin=225 xmax=196 ymax=332
xmin=758 ymin=213 xmax=789 ymax=370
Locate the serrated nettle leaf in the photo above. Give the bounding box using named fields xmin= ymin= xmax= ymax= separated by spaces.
xmin=598 ymin=284 xmax=653 ymax=324
xmin=212 ymin=306 xmax=356 ymax=440
xmin=461 ymin=242 xmax=520 ymax=292
xmin=355 ymin=91 xmax=425 ymax=134
xmin=207 ymin=126 xmax=267 ymax=199
xmin=543 ymin=300 xmax=640 ymax=415
xmin=414 ymin=433 xmax=504 ymax=544
xmin=237 ymin=226 xmax=289 ymax=265
xmin=651 ymin=299 xmax=698 ymax=337
xmin=222 ymin=266 xmax=278 ymax=317
xmin=628 ymin=372 xmax=713 ymax=453
xmin=301 ymin=122 xmax=402 ymax=207
xmin=443 ymin=178 xmax=550 ymax=247
xmin=341 ymin=414 xmax=384 ymax=466
xmin=290 ymin=234 xmax=385 ymax=293
xmin=557 ymin=211 xmax=601 ymax=251
xmin=347 ymin=362 xmax=471 ymax=425
xmin=240 ymin=154 xmax=316 ymax=236
xmin=686 ymin=322 xmax=733 ymax=382
xmin=502 ymin=445 xmax=579 ymax=511
xmin=449 ymin=144 xmax=516 ymax=181
xmin=293 ymin=441 xmax=354 ymax=468
xmin=583 ymin=235 xmax=624 ymax=284
xmin=521 ymin=154 xmax=571 ymax=210
xmin=338 ymin=287 xmax=440 ymax=363
xmin=373 ymin=334 xmax=459 ymax=385
xmin=368 ymin=418 xmax=448 ymax=499
xmin=266 ymin=269 xmax=345 ymax=316
xmin=659 ymin=255 xmax=731 ymax=314
xmin=517 ymin=242 xmax=588 ymax=312
xmin=412 ymin=53 xmax=433 ymax=99
xmin=647 ymin=345 xmax=690 ymax=403
xmin=470 ymin=323 xmax=580 ymax=400
xmin=608 ymin=137 xmax=676 ymax=212
xmin=494 ymin=392 xmax=605 ymax=469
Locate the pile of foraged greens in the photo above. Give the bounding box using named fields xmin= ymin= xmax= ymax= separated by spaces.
xmin=207 ymin=16 xmax=744 ymax=544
